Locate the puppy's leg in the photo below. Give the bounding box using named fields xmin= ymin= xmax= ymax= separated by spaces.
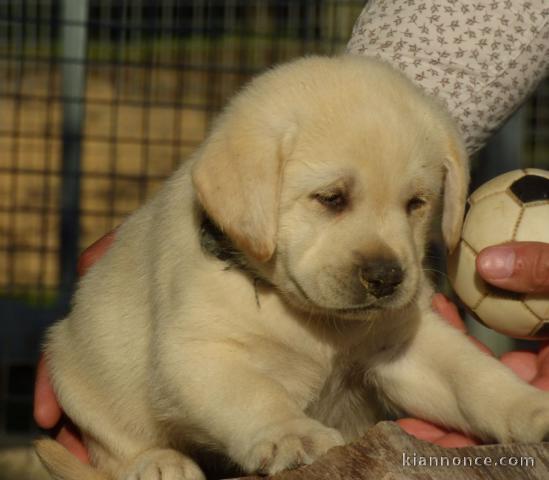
xmin=372 ymin=311 xmax=549 ymax=443
xmin=85 ymin=438 xmax=204 ymax=480
xmin=166 ymin=344 xmax=344 ymax=475
xmin=121 ymin=449 xmax=205 ymax=480
xmin=36 ymin=430 xmax=204 ymax=480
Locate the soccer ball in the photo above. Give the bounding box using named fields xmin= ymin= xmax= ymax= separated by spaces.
xmin=447 ymin=169 xmax=549 ymax=340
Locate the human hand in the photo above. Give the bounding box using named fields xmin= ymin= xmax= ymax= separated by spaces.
xmin=476 ymin=241 xmax=549 ymax=294
xmin=33 ymin=230 xmax=117 ymax=462
xmin=397 ymin=294 xmax=549 ymax=447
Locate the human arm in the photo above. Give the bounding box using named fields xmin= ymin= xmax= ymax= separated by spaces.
xmin=347 ymin=0 xmax=549 ymax=155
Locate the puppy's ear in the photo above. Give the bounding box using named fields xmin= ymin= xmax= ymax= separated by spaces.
xmin=442 ymin=134 xmax=469 ymax=253
xmin=192 ymin=109 xmax=295 ymax=262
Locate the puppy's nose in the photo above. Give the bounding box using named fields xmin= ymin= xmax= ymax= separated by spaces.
xmin=359 ymin=260 xmax=404 ymax=298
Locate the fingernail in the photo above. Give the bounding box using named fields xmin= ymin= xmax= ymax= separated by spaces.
xmin=478 ymin=247 xmax=515 ymax=279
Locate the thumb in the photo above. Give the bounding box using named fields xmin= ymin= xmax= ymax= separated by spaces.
xmin=476 ymin=242 xmax=549 ymax=294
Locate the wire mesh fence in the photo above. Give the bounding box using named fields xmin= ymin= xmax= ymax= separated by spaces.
xmin=0 ymin=0 xmax=548 ymax=440
xmin=0 ymin=0 xmax=362 ymax=305
xmin=525 ymin=83 xmax=549 ymax=168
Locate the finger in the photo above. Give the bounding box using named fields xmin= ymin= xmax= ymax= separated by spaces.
xmin=537 ymin=342 xmax=549 ymax=372
xmin=434 ymin=432 xmax=481 ymax=448
xmin=533 ymin=342 xmax=549 ymax=387
xmin=397 ymin=418 xmax=481 ymax=448
xmin=33 ymin=355 xmax=62 ymax=429
xmin=56 ymin=425 xmax=90 ymax=464
xmin=531 ymin=376 xmax=549 ymax=391
xmin=432 ymin=294 xmax=467 ymax=333
xmin=477 ymin=242 xmax=549 ymax=294
xmin=77 ymin=229 xmax=117 ymax=277
xmin=500 ymin=351 xmax=538 ymax=383
xmin=396 ymin=418 xmax=450 ymax=442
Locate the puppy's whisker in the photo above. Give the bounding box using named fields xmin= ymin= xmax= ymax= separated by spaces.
xmin=422 ymin=267 xmax=450 ymax=281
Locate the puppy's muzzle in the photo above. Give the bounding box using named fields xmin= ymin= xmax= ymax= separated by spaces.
xmin=358 ymin=259 xmax=404 ymax=299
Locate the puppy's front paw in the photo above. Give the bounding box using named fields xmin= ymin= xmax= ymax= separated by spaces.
xmin=123 ymin=449 xmax=205 ymax=480
xmin=505 ymin=391 xmax=549 ymax=443
xmin=238 ymin=418 xmax=344 ymax=475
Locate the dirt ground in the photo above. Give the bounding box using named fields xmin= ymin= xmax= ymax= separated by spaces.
xmin=0 ymin=64 xmax=244 ymax=294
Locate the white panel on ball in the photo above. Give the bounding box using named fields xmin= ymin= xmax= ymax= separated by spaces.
xmin=474 ymin=295 xmax=539 ymax=338
xmin=469 ymin=170 xmax=524 ymax=204
xmin=524 ymin=295 xmax=549 ymax=321
xmin=447 ymin=242 xmax=486 ymax=308
xmin=524 ymin=168 xmax=549 ymax=179
xmin=515 ymin=204 xmax=549 ymax=243
xmin=461 ymin=193 xmax=521 ymax=252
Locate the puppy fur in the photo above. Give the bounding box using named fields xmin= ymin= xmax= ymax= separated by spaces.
xmin=37 ymin=56 xmax=549 ymax=480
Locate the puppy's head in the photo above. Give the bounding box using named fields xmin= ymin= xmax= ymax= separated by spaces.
xmin=192 ymin=56 xmax=468 ymax=318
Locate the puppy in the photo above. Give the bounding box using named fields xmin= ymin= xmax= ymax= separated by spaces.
xmin=37 ymin=55 xmax=549 ymax=480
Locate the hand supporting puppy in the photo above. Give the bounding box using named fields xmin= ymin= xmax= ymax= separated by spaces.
xmin=33 ymin=230 xmax=116 ymax=464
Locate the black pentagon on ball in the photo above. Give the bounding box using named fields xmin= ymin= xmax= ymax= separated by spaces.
xmin=509 ymin=174 xmax=549 ymax=204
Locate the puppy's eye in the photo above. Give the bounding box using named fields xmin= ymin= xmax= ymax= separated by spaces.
xmin=314 ymin=191 xmax=347 ymax=211
xmin=406 ymin=196 xmax=427 ymax=214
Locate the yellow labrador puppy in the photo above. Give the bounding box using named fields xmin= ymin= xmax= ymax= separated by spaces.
xmin=37 ymin=56 xmax=549 ymax=480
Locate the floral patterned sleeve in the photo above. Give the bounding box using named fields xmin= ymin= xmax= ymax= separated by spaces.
xmin=346 ymin=0 xmax=549 ymax=154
